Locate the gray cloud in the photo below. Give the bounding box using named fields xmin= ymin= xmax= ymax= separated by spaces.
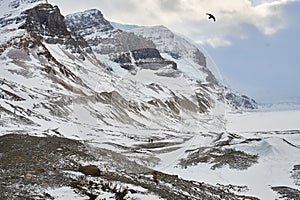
xmin=49 ymin=0 xmax=296 ymax=47
xmin=159 ymin=0 xmax=183 ymax=12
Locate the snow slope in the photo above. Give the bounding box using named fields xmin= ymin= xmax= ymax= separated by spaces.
xmin=154 ymin=109 xmax=300 ymax=199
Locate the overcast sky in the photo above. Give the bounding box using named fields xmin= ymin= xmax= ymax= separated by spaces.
xmin=49 ymin=0 xmax=300 ymax=103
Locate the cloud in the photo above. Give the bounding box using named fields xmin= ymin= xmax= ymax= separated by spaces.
xmin=159 ymin=0 xmax=183 ymax=12
xmin=49 ymin=0 xmax=297 ymax=48
xmin=198 ymin=38 xmax=232 ymax=48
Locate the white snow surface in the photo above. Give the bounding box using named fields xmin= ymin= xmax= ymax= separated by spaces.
xmin=47 ymin=187 xmax=86 ymax=200
xmin=227 ymin=109 xmax=300 ymax=132
xmin=155 ymin=109 xmax=300 ymax=200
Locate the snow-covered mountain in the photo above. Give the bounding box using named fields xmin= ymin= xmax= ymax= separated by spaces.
xmin=258 ymin=97 xmax=300 ymax=111
xmin=1 ymin=1 xmax=299 ymax=200
xmin=65 ymin=9 xmax=257 ymax=110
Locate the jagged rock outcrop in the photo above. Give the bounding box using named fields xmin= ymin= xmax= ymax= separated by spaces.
xmin=225 ymin=91 xmax=258 ymax=110
xmin=65 ymin=9 xmax=155 ymax=56
xmin=1 ymin=2 xmax=289 ymax=200
xmin=113 ymin=48 xmax=177 ymax=73
xmin=18 ymin=3 xmax=92 ymax=54
xmin=20 ymin=4 xmax=68 ymax=37
xmin=0 ymin=0 xmax=46 ymax=28
xmin=65 ymin=9 xmax=114 ymax=35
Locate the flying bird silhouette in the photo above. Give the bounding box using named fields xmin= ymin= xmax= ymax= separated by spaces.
xmin=206 ymin=13 xmax=216 ymax=21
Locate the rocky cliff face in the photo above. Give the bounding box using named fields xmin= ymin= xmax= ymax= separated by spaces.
xmin=0 ymin=1 xmax=104 ymax=99
xmin=225 ymin=90 xmax=258 ymax=110
xmin=20 ymin=4 xmax=68 ymax=37
xmin=113 ymin=48 xmax=177 ymax=74
xmin=65 ymin=9 xmax=155 ymax=56
xmin=65 ymin=9 xmax=177 ymax=75
xmin=65 ymin=9 xmax=114 ymax=35
xmin=0 ymin=0 xmax=46 ymax=28
xmin=18 ymin=3 xmax=92 ymax=54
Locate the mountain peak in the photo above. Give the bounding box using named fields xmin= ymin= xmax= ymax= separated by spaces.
xmin=0 ymin=0 xmax=46 ymax=15
xmin=65 ymin=9 xmax=113 ymax=35
xmin=83 ymin=8 xmax=103 ymax=15
xmin=19 ymin=3 xmax=69 ymax=38
xmin=8 ymin=2 xmax=92 ymax=56
xmin=0 ymin=0 xmax=47 ymax=28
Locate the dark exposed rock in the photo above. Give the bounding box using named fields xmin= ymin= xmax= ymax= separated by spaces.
xmin=272 ymin=186 xmax=300 ymax=200
xmin=20 ymin=4 xmax=68 ymax=37
xmin=19 ymin=3 xmax=92 ymax=54
xmin=131 ymin=48 xmax=162 ymax=60
xmin=0 ymin=3 xmax=97 ymax=93
xmin=78 ymin=165 xmax=101 ymax=176
xmin=0 ymin=31 xmax=89 ymax=93
xmin=132 ymin=26 xmax=209 ymax=74
xmin=0 ymin=134 xmax=93 ymax=199
xmin=0 ymin=87 xmax=25 ymax=101
xmin=65 ymin=9 xmax=181 ymax=77
xmin=179 ymin=147 xmax=258 ymax=170
xmin=65 ymin=9 xmax=114 ymax=35
xmin=114 ymin=48 xmax=177 ymax=72
xmin=292 ymin=164 xmax=300 ymax=186
xmin=225 ymin=91 xmax=258 ymax=110
xmin=0 ymin=0 xmax=45 ymax=27
xmin=114 ymin=52 xmax=132 ymax=64
xmin=35 ymin=167 xmax=46 ymax=173
xmin=193 ymin=47 xmax=207 ymax=68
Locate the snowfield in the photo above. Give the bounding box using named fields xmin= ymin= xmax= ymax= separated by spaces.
xmin=155 ymin=108 xmax=300 ymax=200
xmin=227 ymin=109 xmax=300 ymax=132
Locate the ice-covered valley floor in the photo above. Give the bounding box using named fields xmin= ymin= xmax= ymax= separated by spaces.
xmin=154 ymin=109 xmax=300 ymax=200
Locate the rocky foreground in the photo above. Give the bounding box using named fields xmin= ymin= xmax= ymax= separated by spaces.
xmin=0 ymin=134 xmax=263 ymax=200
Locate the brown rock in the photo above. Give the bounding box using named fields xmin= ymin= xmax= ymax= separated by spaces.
xmin=35 ymin=167 xmax=45 ymax=173
xmin=152 ymin=171 xmax=159 ymax=184
xmin=78 ymin=165 xmax=101 ymax=176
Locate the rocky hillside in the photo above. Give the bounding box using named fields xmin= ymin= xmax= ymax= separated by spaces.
xmin=0 ymin=134 xmax=261 ymax=200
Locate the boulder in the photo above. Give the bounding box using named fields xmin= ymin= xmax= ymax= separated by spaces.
xmin=78 ymin=165 xmax=101 ymax=176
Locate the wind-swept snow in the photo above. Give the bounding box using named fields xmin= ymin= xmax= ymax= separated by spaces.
xmin=153 ymin=109 xmax=300 ymax=200
xmin=227 ymin=109 xmax=300 ymax=132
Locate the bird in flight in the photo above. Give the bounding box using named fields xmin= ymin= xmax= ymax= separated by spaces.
xmin=206 ymin=13 xmax=216 ymax=21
